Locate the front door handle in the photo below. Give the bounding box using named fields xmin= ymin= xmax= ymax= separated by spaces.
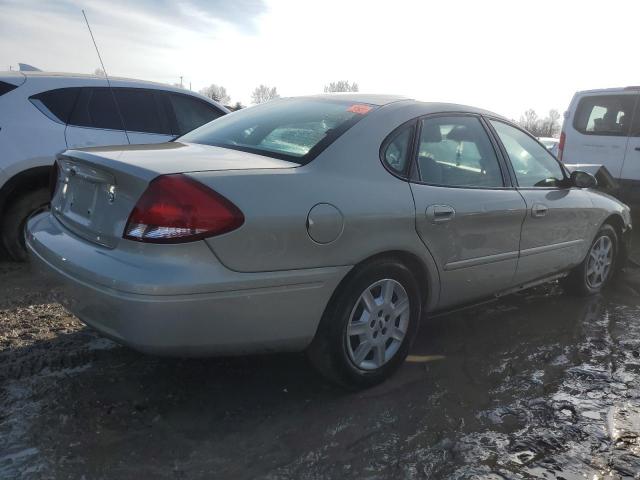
xmin=635 ymin=147 xmax=640 ymax=151
xmin=426 ymin=204 xmax=456 ymax=224
xmin=531 ymin=203 xmax=548 ymax=218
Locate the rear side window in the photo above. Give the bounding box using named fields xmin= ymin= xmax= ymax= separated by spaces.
xmin=381 ymin=123 xmax=414 ymax=175
xmin=114 ymin=89 xmax=170 ymax=134
xmin=30 ymin=88 xmax=80 ymax=123
xmin=69 ymin=88 xmax=123 ymax=130
xmin=169 ymin=94 xmax=224 ymax=135
xmin=179 ymin=98 xmax=376 ymax=164
xmin=0 ymin=80 xmax=18 ymax=97
xmin=573 ymin=94 xmax=636 ymax=136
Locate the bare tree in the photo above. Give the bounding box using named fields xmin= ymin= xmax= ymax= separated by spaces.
xmin=199 ymin=84 xmax=231 ymax=104
xmin=251 ymin=85 xmax=280 ymax=104
xmin=539 ymin=109 xmax=561 ymax=137
xmin=93 ymin=68 xmax=105 ymax=77
xmin=517 ymin=109 xmax=562 ymax=137
xmin=519 ymin=109 xmax=540 ymax=135
xmin=324 ymin=80 xmax=359 ymax=93
xmin=231 ymin=101 xmax=244 ymax=111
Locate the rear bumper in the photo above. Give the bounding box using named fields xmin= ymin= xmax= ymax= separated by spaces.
xmin=26 ymin=213 xmax=350 ymax=356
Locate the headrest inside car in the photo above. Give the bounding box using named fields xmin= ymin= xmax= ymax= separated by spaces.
xmin=422 ymin=123 xmax=442 ymax=142
xmin=446 ymin=125 xmax=474 ymax=142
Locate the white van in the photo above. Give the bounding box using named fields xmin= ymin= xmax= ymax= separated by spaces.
xmin=0 ymin=71 xmax=229 ymax=260
xmin=560 ymin=87 xmax=640 ymax=206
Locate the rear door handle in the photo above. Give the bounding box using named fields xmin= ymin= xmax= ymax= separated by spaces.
xmin=426 ymin=204 xmax=456 ymax=224
xmin=531 ymin=203 xmax=548 ymax=218
xmin=635 ymin=147 xmax=640 ymax=151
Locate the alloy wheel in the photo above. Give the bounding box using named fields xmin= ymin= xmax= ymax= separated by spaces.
xmin=346 ymin=279 xmax=410 ymax=370
xmin=586 ymin=235 xmax=613 ymax=289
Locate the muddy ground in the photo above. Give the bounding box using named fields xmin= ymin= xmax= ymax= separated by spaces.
xmin=2 ymin=257 xmax=640 ymax=479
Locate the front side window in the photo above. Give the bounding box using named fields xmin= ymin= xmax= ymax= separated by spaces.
xmin=381 ymin=124 xmax=414 ymax=174
xmin=573 ymin=94 xmax=636 ymax=136
xmin=490 ymin=120 xmax=565 ymax=188
xmin=179 ymin=99 xmax=376 ymax=164
xmin=416 ymin=116 xmax=503 ymax=188
xmin=115 ymin=89 xmax=170 ymax=135
xmin=169 ymin=94 xmax=224 ymax=135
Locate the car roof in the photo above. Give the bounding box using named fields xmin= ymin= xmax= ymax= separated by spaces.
xmin=575 ymin=86 xmax=640 ymax=95
xmin=294 ymin=94 xmax=507 ymax=119
xmin=302 ymin=93 xmax=411 ymax=106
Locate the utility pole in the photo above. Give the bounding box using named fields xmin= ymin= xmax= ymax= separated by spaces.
xmin=180 ymin=76 xmax=183 ymax=88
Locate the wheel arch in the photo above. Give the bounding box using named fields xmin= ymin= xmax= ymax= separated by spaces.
xmin=326 ymin=249 xmax=438 ymax=320
xmin=0 ymin=165 xmax=51 ymax=217
xmin=602 ymin=213 xmax=629 ymax=267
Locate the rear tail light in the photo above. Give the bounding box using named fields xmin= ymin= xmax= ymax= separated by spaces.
xmin=124 ymin=174 xmax=244 ymax=243
xmin=49 ymin=160 xmax=60 ymax=200
xmin=558 ymin=131 xmax=566 ymax=162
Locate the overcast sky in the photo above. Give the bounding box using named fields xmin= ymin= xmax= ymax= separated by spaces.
xmin=1 ymin=0 xmax=638 ymax=119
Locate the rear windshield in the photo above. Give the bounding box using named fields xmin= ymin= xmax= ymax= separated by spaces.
xmin=178 ymin=98 xmax=377 ymax=164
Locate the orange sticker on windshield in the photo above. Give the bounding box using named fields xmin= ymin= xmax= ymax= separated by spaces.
xmin=347 ymin=104 xmax=372 ymax=115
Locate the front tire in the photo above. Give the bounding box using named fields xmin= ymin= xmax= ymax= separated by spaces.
xmin=307 ymin=259 xmax=422 ymax=389
xmin=1 ymin=188 xmax=50 ymax=262
xmin=564 ymin=224 xmax=618 ymax=296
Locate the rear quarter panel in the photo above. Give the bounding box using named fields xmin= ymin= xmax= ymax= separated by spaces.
xmin=194 ymin=102 xmax=442 ymax=309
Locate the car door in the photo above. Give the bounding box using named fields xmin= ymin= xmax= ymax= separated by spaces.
xmin=408 ymin=114 xmax=527 ymax=309
xmin=488 ymin=119 xmax=593 ymax=285
xmin=65 ymin=87 xmax=129 ymax=148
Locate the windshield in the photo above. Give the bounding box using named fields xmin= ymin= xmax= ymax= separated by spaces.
xmin=178 ymin=98 xmax=377 ymax=164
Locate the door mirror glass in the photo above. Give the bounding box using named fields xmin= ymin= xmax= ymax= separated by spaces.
xmin=570 ymin=170 xmax=597 ymax=188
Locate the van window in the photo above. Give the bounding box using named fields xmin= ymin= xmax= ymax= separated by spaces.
xmin=573 ymin=94 xmax=636 ymax=136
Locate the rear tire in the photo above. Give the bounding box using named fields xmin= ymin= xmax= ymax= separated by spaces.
xmin=563 ymin=224 xmax=618 ymax=296
xmin=1 ymin=188 xmax=50 ymax=262
xmin=307 ymin=258 xmax=422 ymax=389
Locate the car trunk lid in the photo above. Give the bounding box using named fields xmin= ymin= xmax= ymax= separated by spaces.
xmin=51 ymin=142 xmax=297 ymax=248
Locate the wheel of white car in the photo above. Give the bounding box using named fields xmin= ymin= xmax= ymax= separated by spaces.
xmin=307 ymin=258 xmax=421 ymax=389
xmin=564 ymin=223 xmax=618 ymax=296
xmin=1 ymin=187 xmax=50 ymax=262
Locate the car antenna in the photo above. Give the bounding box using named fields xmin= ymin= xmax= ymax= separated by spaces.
xmin=82 ymin=9 xmax=130 ymax=144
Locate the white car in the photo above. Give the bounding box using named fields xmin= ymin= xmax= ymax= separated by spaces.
xmin=0 ymin=71 xmax=229 ymax=260
xmin=560 ymin=87 xmax=640 ymax=206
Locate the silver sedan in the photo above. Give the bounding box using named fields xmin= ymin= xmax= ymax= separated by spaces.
xmin=27 ymin=94 xmax=632 ymax=388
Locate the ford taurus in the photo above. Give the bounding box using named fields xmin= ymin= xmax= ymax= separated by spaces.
xmin=26 ymin=94 xmax=632 ymax=388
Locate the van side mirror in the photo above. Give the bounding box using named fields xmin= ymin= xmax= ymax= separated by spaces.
xmin=570 ymin=170 xmax=597 ymax=189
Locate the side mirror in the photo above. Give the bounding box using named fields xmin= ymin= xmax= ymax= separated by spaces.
xmin=570 ymin=170 xmax=597 ymax=189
